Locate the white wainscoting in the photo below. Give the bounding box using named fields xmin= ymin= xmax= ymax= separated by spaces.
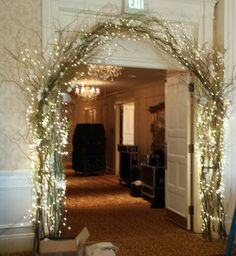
xmin=0 ymin=170 xmax=34 ymax=252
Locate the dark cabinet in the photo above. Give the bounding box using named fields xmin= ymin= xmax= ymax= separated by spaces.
xmin=72 ymin=123 xmax=106 ymax=175
xmin=118 ymin=145 xmax=140 ymax=184
xmin=141 ymin=163 xmax=165 ymax=207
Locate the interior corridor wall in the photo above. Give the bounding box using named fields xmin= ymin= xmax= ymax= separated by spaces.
xmin=69 ymin=79 xmax=165 ymax=172
xmin=222 ymin=0 xmax=236 ymax=232
xmin=0 ymin=0 xmax=42 ymax=252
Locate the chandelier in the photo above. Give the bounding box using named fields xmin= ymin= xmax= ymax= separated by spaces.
xmin=75 ymin=81 xmax=100 ymax=100
xmin=87 ymin=64 xmax=122 ymax=80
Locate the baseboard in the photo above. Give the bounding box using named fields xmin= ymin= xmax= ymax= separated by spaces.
xmin=0 ymin=232 xmax=34 ymax=253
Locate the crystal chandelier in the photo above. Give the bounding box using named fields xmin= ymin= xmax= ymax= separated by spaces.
xmin=75 ymin=82 xmax=100 ymax=100
xmin=87 ymin=64 xmax=122 ymax=80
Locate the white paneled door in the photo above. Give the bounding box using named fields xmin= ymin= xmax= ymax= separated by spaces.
xmin=165 ymin=72 xmax=192 ymax=230
xmin=122 ymin=103 xmax=135 ymax=145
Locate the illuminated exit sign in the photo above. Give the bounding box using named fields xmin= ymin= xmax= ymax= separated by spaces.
xmin=124 ymin=0 xmax=148 ymax=13
xmin=129 ymin=0 xmax=144 ymax=10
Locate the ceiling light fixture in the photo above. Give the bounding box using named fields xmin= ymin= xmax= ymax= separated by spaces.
xmin=75 ymin=81 xmax=100 ymax=100
xmin=87 ymin=64 xmax=123 ymax=81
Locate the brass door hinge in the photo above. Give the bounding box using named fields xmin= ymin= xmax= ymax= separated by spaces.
xmin=189 ymin=144 xmax=194 ymax=154
xmin=188 ymin=82 xmax=194 ymax=92
xmin=188 ymin=205 xmax=194 ymax=215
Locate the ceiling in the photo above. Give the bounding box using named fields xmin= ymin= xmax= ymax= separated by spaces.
xmin=76 ymin=66 xmax=167 ymax=97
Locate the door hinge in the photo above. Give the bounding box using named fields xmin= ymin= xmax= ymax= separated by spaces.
xmin=188 ymin=82 xmax=194 ymax=92
xmin=188 ymin=205 xmax=194 ymax=215
xmin=189 ymin=144 xmax=194 ymax=153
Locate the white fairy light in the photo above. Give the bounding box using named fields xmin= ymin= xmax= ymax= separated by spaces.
xmin=14 ymin=13 xmax=228 ymax=243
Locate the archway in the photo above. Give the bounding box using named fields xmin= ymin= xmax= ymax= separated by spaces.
xmin=7 ymin=13 xmax=227 ymax=249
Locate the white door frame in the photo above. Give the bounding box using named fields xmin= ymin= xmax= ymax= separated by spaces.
xmin=122 ymin=102 xmax=135 ymax=145
xmin=114 ymin=104 xmax=121 ymax=176
xmin=114 ymin=100 xmax=135 ymax=176
xmin=41 ymin=0 xmax=214 ymax=234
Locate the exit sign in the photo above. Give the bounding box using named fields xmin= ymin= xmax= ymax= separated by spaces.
xmin=124 ymin=0 xmax=148 ymax=13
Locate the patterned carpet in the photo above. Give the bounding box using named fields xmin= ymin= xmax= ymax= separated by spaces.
xmin=0 ymin=168 xmax=229 ymax=256
xmin=61 ymin=169 xmax=227 ymax=256
xmin=65 ymin=170 xmax=148 ymax=209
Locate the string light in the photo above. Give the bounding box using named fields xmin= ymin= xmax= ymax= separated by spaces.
xmin=15 ymin=14 xmax=229 ymax=244
xmin=87 ymin=64 xmax=122 ymax=81
xmin=74 ymin=81 xmax=100 ymax=100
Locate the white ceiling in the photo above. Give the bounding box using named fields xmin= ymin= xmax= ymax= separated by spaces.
xmin=76 ymin=66 xmax=166 ymax=97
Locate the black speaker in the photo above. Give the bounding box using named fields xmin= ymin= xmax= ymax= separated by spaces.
xmin=118 ymin=145 xmax=139 ymax=184
xmin=141 ymin=164 xmax=165 ymax=207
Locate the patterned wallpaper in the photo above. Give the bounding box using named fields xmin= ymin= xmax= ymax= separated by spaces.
xmin=0 ymin=0 xmax=41 ymax=170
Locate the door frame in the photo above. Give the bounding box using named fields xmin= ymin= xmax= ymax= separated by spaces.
xmin=112 ymin=72 xmax=198 ymax=231
xmin=122 ymin=102 xmax=135 ymax=145
xmin=114 ymin=99 xmax=135 ymax=176
xmin=42 ymin=0 xmax=204 ymax=233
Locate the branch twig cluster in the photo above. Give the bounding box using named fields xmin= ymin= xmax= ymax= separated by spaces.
xmin=2 ymin=13 xmax=228 ymax=249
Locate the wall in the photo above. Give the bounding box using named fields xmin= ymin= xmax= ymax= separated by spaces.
xmin=69 ymin=78 xmax=165 ymax=173
xmin=43 ymin=0 xmax=215 ymax=69
xmin=223 ymin=0 xmax=236 ymax=232
xmin=0 ymin=0 xmax=42 ymax=170
xmin=0 ymin=0 xmax=41 ymax=252
xmin=214 ymin=0 xmax=224 ymax=50
xmin=0 ymin=0 xmax=219 ymax=252
xmin=213 ymin=0 xmax=236 ymax=233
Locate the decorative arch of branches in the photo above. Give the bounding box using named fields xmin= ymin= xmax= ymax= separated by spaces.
xmin=5 ymin=13 xmax=228 ymax=249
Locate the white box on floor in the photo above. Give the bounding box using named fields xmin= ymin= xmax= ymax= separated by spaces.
xmin=39 ymin=227 xmax=90 ymax=256
xmin=85 ymin=242 xmax=118 ymax=256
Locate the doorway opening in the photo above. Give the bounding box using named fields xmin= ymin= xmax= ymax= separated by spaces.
xmin=66 ymin=66 xmax=193 ymax=231
xmin=120 ymin=102 xmax=135 ymax=145
xmin=115 ymin=101 xmax=135 ymax=176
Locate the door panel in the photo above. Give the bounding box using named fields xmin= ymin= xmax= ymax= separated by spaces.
xmin=165 ymin=72 xmax=191 ymax=230
xmin=122 ymin=103 xmax=135 ymax=145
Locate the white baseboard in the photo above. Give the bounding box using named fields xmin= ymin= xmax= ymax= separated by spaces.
xmin=0 ymin=232 xmax=34 ymax=252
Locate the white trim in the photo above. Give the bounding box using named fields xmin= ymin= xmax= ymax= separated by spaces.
xmin=0 ymin=222 xmax=32 ymax=229
xmin=0 ymin=232 xmax=34 ymax=253
xmin=0 ymin=232 xmax=34 ymax=240
xmin=93 ymin=54 xmax=180 ymax=70
xmin=0 ymin=169 xmax=32 ymax=176
xmin=42 ymin=0 xmax=214 ymax=68
xmin=0 ymin=169 xmax=33 ymax=188
xmin=42 ymin=0 xmax=217 ymax=235
xmin=0 ymin=185 xmax=32 ymax=190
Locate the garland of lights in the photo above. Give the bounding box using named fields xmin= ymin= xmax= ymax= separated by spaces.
xmin=5 ymin=13 xmax=229 ymax=250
